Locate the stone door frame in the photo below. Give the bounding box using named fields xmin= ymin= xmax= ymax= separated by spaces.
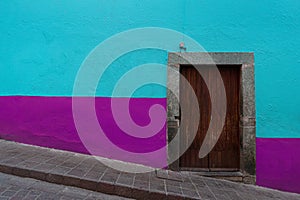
xmin=167 ymin=52 xmax=256 ymax=176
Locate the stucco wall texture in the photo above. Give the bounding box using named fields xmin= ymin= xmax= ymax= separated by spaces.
xmin=0 ymin=0 xmax=300 ymax=194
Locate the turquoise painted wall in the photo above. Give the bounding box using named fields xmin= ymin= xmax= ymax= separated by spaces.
xmin=1 ymin=0 xmax=300 ymax=138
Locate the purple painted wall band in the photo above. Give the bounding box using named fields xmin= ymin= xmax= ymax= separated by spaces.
xmin=2 ymin=96 xmax=300 ymax=193
xmin=256 ymin=138 xmax=300 ymax=193
xmin=0 ymin=96 xmax=167 ymax=168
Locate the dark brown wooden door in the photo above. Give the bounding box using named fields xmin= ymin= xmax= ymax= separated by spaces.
xmin=179 ymin=65 xmax=240 ymax=171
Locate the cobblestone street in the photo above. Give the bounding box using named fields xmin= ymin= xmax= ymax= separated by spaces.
xmin=0 ymin=172 xmax=131 ymax=200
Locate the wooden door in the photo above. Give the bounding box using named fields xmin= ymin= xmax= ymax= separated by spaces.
xmin=179 ymin=65 xmax=240 ymax=171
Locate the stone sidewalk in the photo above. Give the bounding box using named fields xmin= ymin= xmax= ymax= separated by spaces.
xmin=0 ymin=172 xmax=132 ymax=200
xmin=0 ymin=139 xmax=300 ymax=200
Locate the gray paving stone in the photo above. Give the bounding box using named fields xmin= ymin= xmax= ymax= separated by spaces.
xmin=60 ymin=186 xmax=90 ymax=199
xmin=166 ymin=179 xmax=182 ymax=188
xmin=26 ymin=154 xmax=53 ymax=163
xmin=182 ymin=188 xmax=200 ymax=199
xmin=0 ymin=172 xmax=132 ymax=200
xmin=10 ymin=189 xmax=30 ymax=199
xmin=36 ymin=192 xmax=61 ymax=200
xmin=1 ymin=190 xmax=17 ymax=197
xmin=17 ymin=161 xmax=40 ymax=169
xmin=166 ymin=184 xmax=183 ymax=196
xmin=116 ymin=176 xmax=134 ymax=186
xmin=156 ymin=169 xmax=168 ymax=179
xmin=2 ymin=158 xmax=23 ymax=166
xmin=134 ymin=172 xmax=150 ymax=182
xmin=67 ymin=168 xmax=89 ymax=178
xmin=100 ymin=171 xmax=120 ymax=184
xmin=83 ymin=168 xmax=105 ymax=181
xmin=197 ymin=186 xmax=217 ymax=200
xmin=133 ymin=179 xmax=149 ymax=191
xmin=215 ymin=194 xmax=232 ymax=200
xmin=60 ymin=160 xmax=78 ymax=168
xmin=50 ymin=165 xmax=72 ymax=175
xmin=167 ymin=170 xmax=184 ymax=182
xmin=149 ymin=179 xmax=166 ymax=193
xmin=33 ymin=163 xmax=57 ymax=172
xmin=88 ymin=191 xmax=132 ymax=200
xmin=45 ymin=156 xmax=71 ymax=165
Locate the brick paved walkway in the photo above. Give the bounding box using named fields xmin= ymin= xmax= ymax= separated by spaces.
xmin=0 ymin=172 xmax=132 ymax=200
xmin=0 ymin=139 xmax=300 ymax=200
